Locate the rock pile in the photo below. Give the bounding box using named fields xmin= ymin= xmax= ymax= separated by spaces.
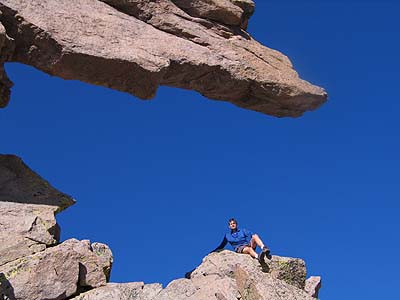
xmin=0 ymin=155 xmax=113 ymax=300
xmin=72 ymin=250 xmax=322 ymax=300
xmin=0 ymin=154 xmax=322 ymax=300
xmin=0 ymin=0 xmax=327 ymax=117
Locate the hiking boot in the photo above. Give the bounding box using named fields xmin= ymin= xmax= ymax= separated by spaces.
xmin=262 ymin=247 xmax=272 ymax=260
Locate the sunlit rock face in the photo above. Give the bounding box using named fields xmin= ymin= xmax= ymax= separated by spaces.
xmin=0 ymin=155 xmax=112 ymax=300
xmin=0 ymin=155 xmax=321 ymax=300
xmin=71 ymin=251 xmax=322 ymax=300
xmin=0 ymin=0 xmax=326 ymax=117
xmin=0 ymin=239 xmax=113 ymax=300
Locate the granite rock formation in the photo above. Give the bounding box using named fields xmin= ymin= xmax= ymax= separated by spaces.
xmin=1 ymin=239 xmax=113 ymax=300
xmin=70 ymin=251 xmax=322 ymax=300
xmin=0 ymin=0 xmax=327 ymax=117
xmin=0 ymin=154 xmax=322 ymax=300
xmin=0 ymin=155 xmax=113 ymax=300
xmin=0 ymin=155 xmax=74 ymax=267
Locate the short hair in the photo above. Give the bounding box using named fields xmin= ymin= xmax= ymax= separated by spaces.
xmin=228 ymin=218 xmax=237 ymax=224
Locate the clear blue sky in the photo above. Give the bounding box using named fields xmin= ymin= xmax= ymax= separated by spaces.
xmin=1 ymin=1 xmax=399 ymax=299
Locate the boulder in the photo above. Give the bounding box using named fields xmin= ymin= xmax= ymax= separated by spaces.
xmin=0 ymin=0 xmax=327 ymax=117
xmin=91 ymin=242 xmax=114 ymax=282
xmin=191 ymin=250 xmax=307 ymax=289
xmin=0 ymin=238 xmax=113 ymax=300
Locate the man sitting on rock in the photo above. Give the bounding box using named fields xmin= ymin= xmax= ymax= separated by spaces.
xmin=212 ymin=218 xmax=271 ymax=262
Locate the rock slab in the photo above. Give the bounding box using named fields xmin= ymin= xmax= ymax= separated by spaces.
xmin=0 ymin=238 xmax=113 ymax=300
xmin=0 ymin=0 xmax=327 ymax=117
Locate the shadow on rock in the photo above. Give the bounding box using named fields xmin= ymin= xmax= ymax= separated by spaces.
xmin=0 ymin=154 xmax=75 ymax=209
xmin=0 ymin=273 xmax=15 ymax=300
xmin=184 ymin=268 xmax=196 ymax=279
xmin=259 ymin=259 xmax=270 ymax=273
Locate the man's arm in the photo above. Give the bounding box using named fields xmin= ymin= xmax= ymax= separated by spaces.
xmin=210 ymin=235 xmax=228 ymax=253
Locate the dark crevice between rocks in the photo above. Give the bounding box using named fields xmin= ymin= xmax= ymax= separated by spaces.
xmin=77 ymin=263 xmax=92 ymax=294
xmin=49 ymin=223 xmax=61 ymax=242
xmin=99 ymin=0 xmax=249 ymax=49
xmin=24 ymin=236 xmax=50 ymax=245
xmin=64 ymin=262 xmax=106 ymax=300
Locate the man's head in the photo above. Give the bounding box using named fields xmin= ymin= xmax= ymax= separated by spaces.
xmin=228 ymin=218 xmax=237 ymax=230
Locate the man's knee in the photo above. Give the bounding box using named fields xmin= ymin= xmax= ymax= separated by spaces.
xmin=252 ymin=234 xmax=259 ymax=239
xmin=242 ymin=246 xmax=252 ymax=254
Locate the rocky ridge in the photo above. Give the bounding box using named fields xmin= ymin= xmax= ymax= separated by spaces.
xmin=0 ymin=0 xmax=327 ymax=117
xmin=0 ymin=154 xmax=322 ymax=300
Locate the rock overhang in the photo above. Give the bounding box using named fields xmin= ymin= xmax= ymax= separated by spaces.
xmin=0 ymin=0 xmax=327 ymax=118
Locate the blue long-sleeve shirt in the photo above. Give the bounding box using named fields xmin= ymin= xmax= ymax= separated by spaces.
xmin=213 ymin=228 xmax=254 ymax=252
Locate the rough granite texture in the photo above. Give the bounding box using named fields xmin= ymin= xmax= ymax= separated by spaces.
xmin=0 ymin=154 xmax=75 ymax=267
xmin=0 ymin=239 xmax=113 ymax=300
xmin=70 ymin=251 xmax=321 ymax=300
xmin=0 ymin=0 xmax=327 ymax=117
xmin=0 ymin=155 xmax=322 ymax=300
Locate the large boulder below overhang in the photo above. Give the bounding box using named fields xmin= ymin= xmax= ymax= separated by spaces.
xmin=0 ymin=0 xmax=327 ymax=117
xmin=0 ymin=238 xmax=113 ymax=300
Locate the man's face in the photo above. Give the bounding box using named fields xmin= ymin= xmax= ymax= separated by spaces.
xmin=229 ymin=221 xmax=237 ymax=230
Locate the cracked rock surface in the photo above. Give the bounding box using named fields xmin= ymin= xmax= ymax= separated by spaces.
xmin=71 ymin=251 xmax=322 ymax=300
xmin=0 ymin=155 xmax=113 ymax=300
xmin=0 ymin=0 xmax=327 ymax=117
xmin=0 ymin=239 xmax=113 ymax=300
